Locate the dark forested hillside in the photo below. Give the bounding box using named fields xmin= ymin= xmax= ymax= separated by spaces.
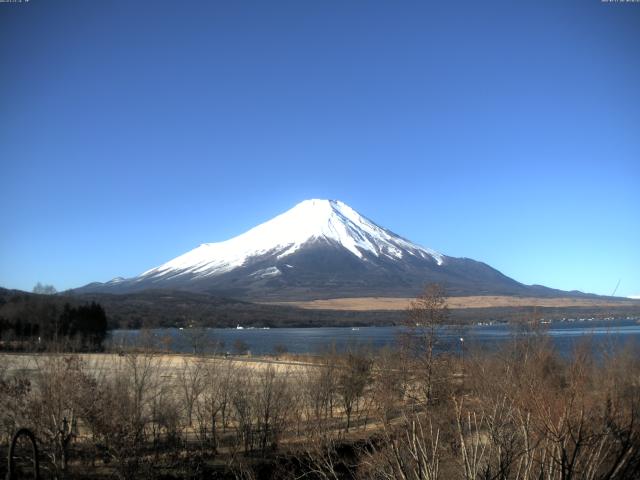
xmin=0 ymin=288 xmax=107 ymax=349
xmin=2 ymin=288 xmax=638 ymax=334
xmin=69 ymin=289 xmax=399 ymax=328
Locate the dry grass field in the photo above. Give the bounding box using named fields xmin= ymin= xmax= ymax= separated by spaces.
xmin=2 ymin=338 xmax=639 ymax=479
xmin=268 ymin=295 xmax=640 ymax=311
xmin=0 ymin=352 xmax=317 ymax=379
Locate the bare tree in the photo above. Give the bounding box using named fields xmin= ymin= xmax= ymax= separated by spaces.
xmin=253 ymin=364 xmax=293 ymax=456
xmin=298 ymin=422 xmax=348 ymax=480
xmin=182 ymin=327 xmax=220 ymax=355
xmin=337 ymin=349 xmax=372 ymax=432
xmin=33 ymin=282 xmax=57 ymax=295
xmin=196 ymin=358 xmax=237 ymax=452
xmin=371 ymin=347 xmax=407 ymax=425
xmin=234 ymin=339 xmax=250 ymax=355
xmin=360 ymin=411 xmax=441 ymax=480
xmin=82 ymin=351 xmax=164 ymax=479
xmin=453 ymin=396 xmax=489 ymax=480
xmin=150 ymin=382 xmax=181 ymax=451
xmin=403 ymin=284 xmax=449 ymax=404
xmin=231 ymin=366 xmax=255 ymax=454
xmin=28 ymin=355 xmax=99 ymax=478
xmin=303 ymin=358 xmax=338 ymax=428
xmin=274 ymin=344 xmax=288 ymax=359
xmin=0 ymin=357 xmax=31 ymax=447
xmin=177 ymin=357 xmax=205 ymax=427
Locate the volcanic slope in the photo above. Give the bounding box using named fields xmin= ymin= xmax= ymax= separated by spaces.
xmin=76 ymin=199 xmax=591 ymax=301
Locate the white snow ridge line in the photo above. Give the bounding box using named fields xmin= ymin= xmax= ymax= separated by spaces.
xmin=138 ymin=199 xmax=443 ymax=279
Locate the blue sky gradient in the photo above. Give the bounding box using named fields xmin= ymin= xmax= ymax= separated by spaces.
xmin=1 ymin=0 xmax=639 ymax=297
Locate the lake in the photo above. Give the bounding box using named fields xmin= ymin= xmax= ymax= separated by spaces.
xmin=108 ymin=317 xmax=640 ymax=356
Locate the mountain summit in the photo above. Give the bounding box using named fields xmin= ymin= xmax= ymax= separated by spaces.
xmin=77 ymin=199 xmax=570 ymax=300
xmin=141 ymin=199 xmax=444 ymax=280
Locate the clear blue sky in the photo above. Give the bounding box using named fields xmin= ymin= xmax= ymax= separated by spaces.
xmin=1 ymin=0 xmax=639 ymax=297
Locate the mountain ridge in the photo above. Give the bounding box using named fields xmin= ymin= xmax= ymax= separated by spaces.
xmin=74 ymin=199 xmax=603 ymax=301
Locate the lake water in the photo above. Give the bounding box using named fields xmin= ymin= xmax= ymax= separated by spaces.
xmin=108 ymin=318 xmax=640 ymax=356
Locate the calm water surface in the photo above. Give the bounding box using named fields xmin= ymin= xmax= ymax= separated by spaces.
xmin=108 ymin=318 xmax=640 ymax=356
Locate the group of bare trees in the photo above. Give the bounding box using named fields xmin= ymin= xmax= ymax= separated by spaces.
xmin=0 ymin=285 xmax=639 ymax=479
xmin=454 ymin=335 xmax=640 ymax=480
xmin=0 ymin=351 xmax=346 ymax=478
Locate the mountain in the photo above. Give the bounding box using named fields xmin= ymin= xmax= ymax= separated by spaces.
xmin=75 ymin=199 xmax=589 ymax=300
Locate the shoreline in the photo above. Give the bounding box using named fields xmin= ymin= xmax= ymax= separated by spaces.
xmin=266 ymin=295 xmax=640 ymax=311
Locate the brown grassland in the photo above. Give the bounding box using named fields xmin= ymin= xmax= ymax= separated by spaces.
xmin=268 ymin=295 xmax=640 ymax=311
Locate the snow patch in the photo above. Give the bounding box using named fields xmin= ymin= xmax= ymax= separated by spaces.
xmin=138 ymin=199 xmax=444 ymax=279
xmin=249 ymin=267 xmax=281 ymax=278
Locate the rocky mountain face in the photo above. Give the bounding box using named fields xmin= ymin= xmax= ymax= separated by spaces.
xmin=75 ymin=199 xmax=583 ymax=301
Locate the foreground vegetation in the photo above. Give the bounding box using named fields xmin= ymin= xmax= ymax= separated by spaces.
xmin=1 ymin=285 xmax=638 ymax=479
xmin=1 ymin=331 xmax=639 ymax=479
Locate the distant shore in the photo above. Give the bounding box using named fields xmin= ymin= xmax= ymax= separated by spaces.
xmin=268 ymin=295 xmax=640 ymax=311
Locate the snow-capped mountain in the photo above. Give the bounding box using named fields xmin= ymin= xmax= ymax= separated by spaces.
xmin=141 ymin=199 xmax=444 ymax=280
xmin=76 ymin=199 xmax=565 ymax=300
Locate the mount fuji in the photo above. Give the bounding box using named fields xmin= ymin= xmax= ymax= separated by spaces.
xmin=76 ymin=199 xmax=574 ymax=300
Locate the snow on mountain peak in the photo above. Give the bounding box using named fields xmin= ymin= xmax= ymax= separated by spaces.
xmin=138 ymin=199 xmax=443 ymax=281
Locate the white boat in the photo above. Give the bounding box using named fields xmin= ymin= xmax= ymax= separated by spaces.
xmin=236 ymin=325 xmax=244 ymax=330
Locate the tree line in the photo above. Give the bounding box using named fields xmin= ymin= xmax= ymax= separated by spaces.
xmin=0 ymin=292 xmax=108 ymax=350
